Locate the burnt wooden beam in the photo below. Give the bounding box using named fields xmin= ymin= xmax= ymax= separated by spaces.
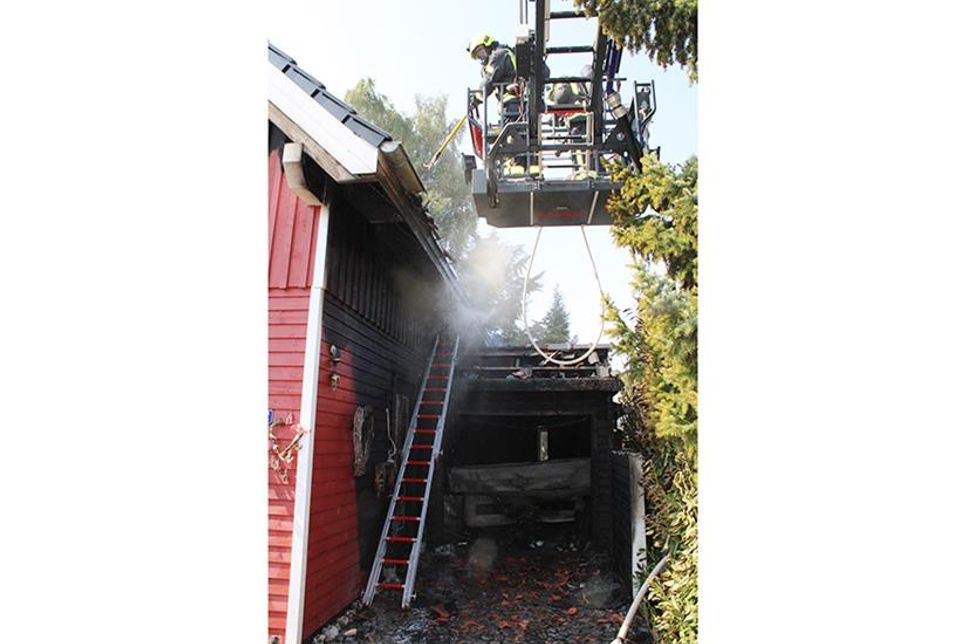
xmin=461 ymin=378 xmax=622 ymax=393
xmin=450 ymin=458 xmax=591 ymax=494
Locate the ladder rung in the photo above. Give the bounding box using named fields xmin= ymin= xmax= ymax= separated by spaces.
xmin=547 ymin=45 xmax=595 ymax=54
xmin=547 ymin=75 xmax=612 ymax=83
xmin=365 ymin=336 xmax=458 ymax=607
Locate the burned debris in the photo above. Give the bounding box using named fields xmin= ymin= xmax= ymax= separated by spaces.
xmin=317 ymin=523 xmax=651 ymax=644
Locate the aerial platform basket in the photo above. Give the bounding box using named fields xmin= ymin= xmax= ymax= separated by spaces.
xmin=471 ymin=171 xmax=616 ymax=227
xmin=465 ymin=0 xmax=658 ymax=229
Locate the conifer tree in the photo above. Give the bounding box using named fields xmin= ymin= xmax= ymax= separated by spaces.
xmin=539 ymin=286 xmax=573 ymax=344
xmin=574 ymin=0 xmax=698 ymax=81
xmin=605 ymin=153 xmax=698 ymax=642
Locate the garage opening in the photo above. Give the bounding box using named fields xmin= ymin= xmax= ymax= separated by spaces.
xmin=443 ymin=414 xmax=593 ymax=538
xmin=344 ymin=346 xmax=647 ymax=642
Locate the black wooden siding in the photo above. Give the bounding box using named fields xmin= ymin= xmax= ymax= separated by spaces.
xmin=591 ymin=399 xmax=615 ymax=548
xmin=324 ymin=195 xmax=425 ymax=349
xmin=322 ymin=197 xmax=442 ymax=575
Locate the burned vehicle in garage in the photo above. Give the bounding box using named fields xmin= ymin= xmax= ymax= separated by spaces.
xmin=436 ymin=344 xmax=622 ymax=545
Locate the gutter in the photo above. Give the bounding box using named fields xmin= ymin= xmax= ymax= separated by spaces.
xmin=379 ymin=140 xmax=425 ymax=195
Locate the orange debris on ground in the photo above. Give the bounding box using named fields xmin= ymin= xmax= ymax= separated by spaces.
xmin=324 ymin=524 xmax=653 ymax=643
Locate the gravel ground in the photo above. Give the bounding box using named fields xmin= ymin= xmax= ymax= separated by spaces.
xmin=313 ymin=524 xmax=652 ymax=644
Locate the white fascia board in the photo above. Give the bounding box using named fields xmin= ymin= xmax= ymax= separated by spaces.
xmin=268 ymin=62 xmax=377 ymax=177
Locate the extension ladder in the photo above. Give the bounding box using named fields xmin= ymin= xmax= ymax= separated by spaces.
xmin=362 ymin=333 xmax=460 ymax=608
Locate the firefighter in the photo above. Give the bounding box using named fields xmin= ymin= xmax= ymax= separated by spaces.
xmin=568 ymin=64 xmax=595 ymax=179
xmin=467 ymin=34 xmax=534 ymax=176
xmin=467 ymin=34 xmax=519 ymax=118
xmin=547 ymin=65 xmax=595 ymax=179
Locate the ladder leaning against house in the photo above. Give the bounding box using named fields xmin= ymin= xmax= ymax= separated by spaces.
xmin=362 ymin=332 xmax=460 ymax=608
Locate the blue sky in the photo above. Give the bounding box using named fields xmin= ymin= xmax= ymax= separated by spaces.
xmin=269 ymin=0 xmax=697 ymax=342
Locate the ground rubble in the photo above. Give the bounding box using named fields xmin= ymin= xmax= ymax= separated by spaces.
xmin=313 ymin=524 xmax=652 ymax=644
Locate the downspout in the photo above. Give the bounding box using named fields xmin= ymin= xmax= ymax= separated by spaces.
xmin=285 ymin=143 xmax=330 ymax=643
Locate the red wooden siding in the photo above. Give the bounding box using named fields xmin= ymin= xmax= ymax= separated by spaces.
xmin=268 ymin=148 xmax=326 ymax=644
xmin=267 ymin=288 xmax=309 ymax=641
xmin=299 ymin=298 xmax=428 ymax=638
xmin=302 ymin=341 xmax=362 ymax=634
xmin=269 ymin=149 xmax=320 ymax=290
xmin=267 ymin=147 xmax=446 ymax=642
xmin=299 ymin=200 xmax=440 ymax=637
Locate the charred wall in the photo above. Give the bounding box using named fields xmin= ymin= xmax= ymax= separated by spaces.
xmin=324 ymin=199 xmax=442 ymax=571
xmin=440 ymin=382 xmax=620 ymax=549
xmin=448 ymin=415 xmax=593 ymax=466
xmin=293 ymin=171 xmax=456 ymax=636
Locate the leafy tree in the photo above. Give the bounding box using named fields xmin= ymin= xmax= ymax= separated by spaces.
xmin=345 ymin=79 xmax=542 ymax=346
xmin=459 ymin=232 xmax=543 ymax=346
xmin=538 ymin=285 xmax=573 ymax=344
xmin=345 ymin=79 xmax=477 ymax=260
xmin=604 ymin=153 xmax=698 ymax=642
xmin=574 ymin=0 xmax=698 ymax=81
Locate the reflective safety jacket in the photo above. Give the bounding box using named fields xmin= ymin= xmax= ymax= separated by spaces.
xmin=480 ymin=42 xmax=517 ymax=99
xmin=549 ymin=81 xmax=590 ymax=106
